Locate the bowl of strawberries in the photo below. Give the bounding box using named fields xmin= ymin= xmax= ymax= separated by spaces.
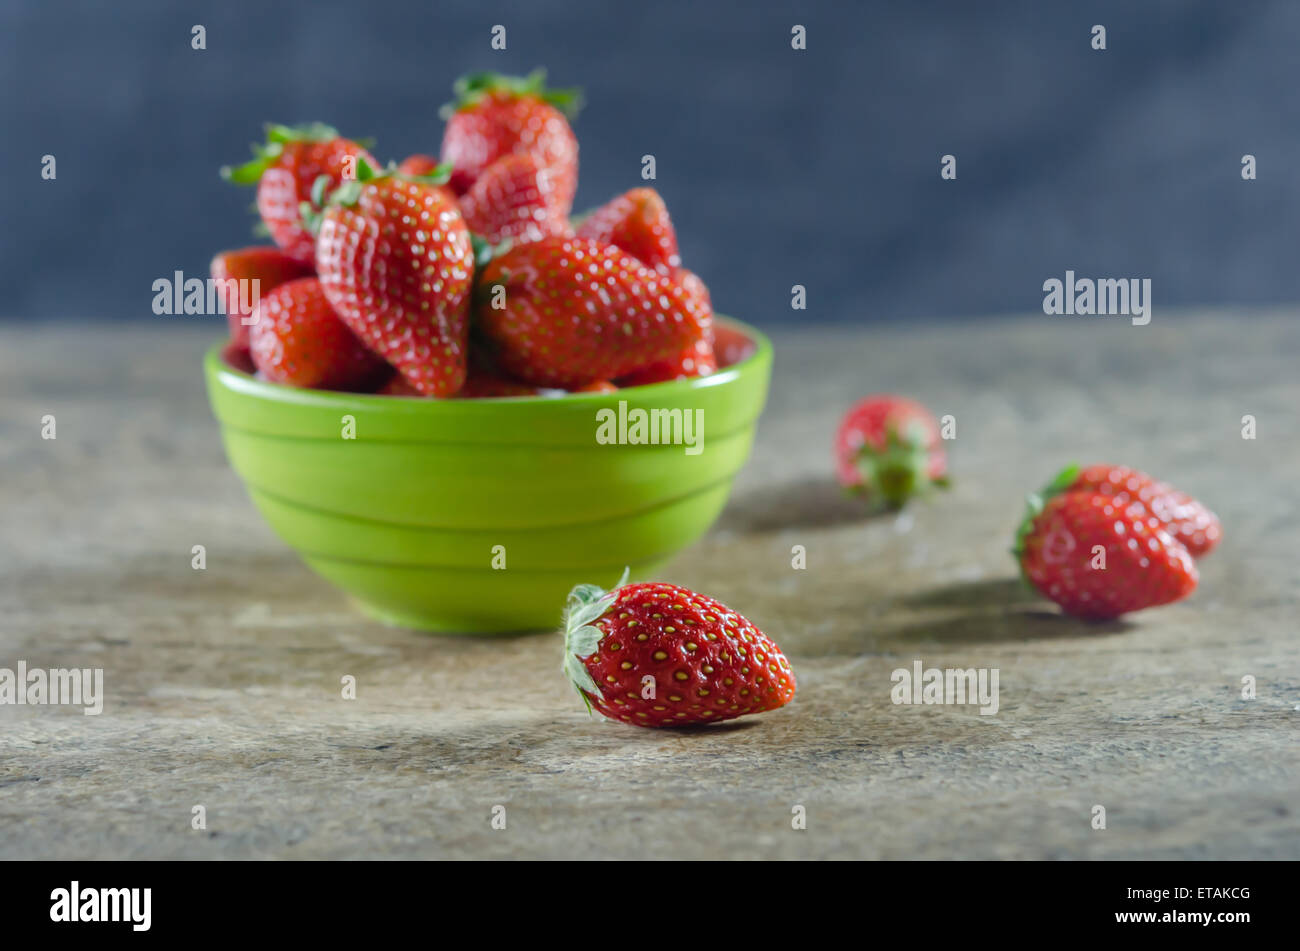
xmin=204 ymin=71 xmax=772 ymax=633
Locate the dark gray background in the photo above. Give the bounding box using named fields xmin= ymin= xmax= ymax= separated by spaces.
xmin=2 ymin=0 xmax=1297 ymax=326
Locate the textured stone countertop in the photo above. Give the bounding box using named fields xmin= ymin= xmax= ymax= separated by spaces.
xmin=2 ymin=312 xmax=1297 ymax=860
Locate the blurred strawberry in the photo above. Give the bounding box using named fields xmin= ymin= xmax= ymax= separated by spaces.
xmin=210 ymin=246 xmax=315 ymax=350
xmin=440 ymin=70 xmax=580 ymax=209
xmin=616 ymin=268 xmax=715 ymax=386
xmin=570 ymin=379 xmax=619 ymax=394
xmin=459 ymin=153 xmax=571 ymax=245
xmin=220 ymin=340 xmax=256 ymax=374
xmin=456 ymin=370 xmax=542 ymax=398
xmin=1061 ymin=464 xmax=1221 ymax=557
xmin=619 ymin=338 xmax=717 ymax=387
xmin=576 ymin=188 xmax=680 ymax=274
xmin=222 ymin=123 xmax=375 ymax=264
xmin=248 ymin=278 xmax=387 ymax=390
xmin=834 ymin=395 xmax=948 ymax=508
xmin=397 ymin=154 xmax=444 ymax=177
xmin=671 ymin=268 xmax=712 ymax=308
xmin=712 ymin=323 xmax=756 ymax=367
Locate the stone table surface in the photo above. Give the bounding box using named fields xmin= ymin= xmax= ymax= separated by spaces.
xmin=1 ymin=313 xmax=1297 ymax=860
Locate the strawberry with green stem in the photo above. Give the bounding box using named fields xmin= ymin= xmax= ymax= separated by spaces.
xmin=834 ymin=395 xmax=948 ymax=508
xmin=1059 ymin=463 xmax=1221 ymax=557
xmin=440 ymin=70 xmax=580 ymax=208
xmin=1014 ymin=466 xmax=1199 ymax=619
xmin=562 ymin=571 xmax=796 ymax=727
xmin=221 ymin=123 xmax=376 ymax=264
xmin=397 ymin=154 xmax=444 ymax=178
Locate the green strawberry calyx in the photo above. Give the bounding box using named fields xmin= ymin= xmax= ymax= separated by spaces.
xmin=219 ymin=122 xmax=344 ymax=185
xmin=298 ymin=157 xmax=454 ymax=235
xmin=561 ymin=567 xmax=630 ymax=713
xmin=855 ymin=419 xmax=947 ymax=509
xmin=440 ymin=69 xmax=583 ymax=120
xmin=1012 ymin=462 xmax=1082 ymax=561
xmin=469 ymin=233 xmax=512 ymax=269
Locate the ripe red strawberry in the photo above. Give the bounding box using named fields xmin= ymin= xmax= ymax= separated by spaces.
xmin=671 ymin=268 xmax=712 ymax=308
xmin=835 ymin=395 xmax=948 ymax=508
xmin=458 ymin=153 xmax=571 ymax=245
xmin=393 ymin=156 xmax=457 ymax=206
xmin=562 ymin=574 xmax=796 ymax=727
xmin=314 ymin=161 xmax=475 ymax=396
xmin=712 ymin=323 xmax=756 ymax=367
xmin=615 ymin=268 xmax=715 ymax=385
xmin=440 ymin=70 xmax=580 ymax=209
xmin=210 ymin=246 xmax=315 ymax=350
xmin=570 ymin=191 xmax=711 ymax=386
xmin=248 ymin=278 xmax=387 ymax=390
xmin=475 ymin=236 xmax=713 ymax=388
xmin=222 ymin=123 xmax=376 ymax=264
xmin=220 ymin=340 xmax=256 ymax=375
xmin=618 ymin=338 xmax=717 ymax=387
xmin=453 ymin=373 xmax=616 ymax=397
xmin=1015 ymin=481 xmax=1198 ymax=619
xmin=576 ymin=188 xmax=680 ymax=274
xmin=457 ymin=369 xmax=542 ymax=398
xmin=1058 ymin=464 xmax=1221 ymax=557
xmin=397 ymin=154 xmax=443 ymax=178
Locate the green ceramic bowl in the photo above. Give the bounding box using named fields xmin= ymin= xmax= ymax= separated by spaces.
xmin=204 ymin=317 xmax=772 ymax=634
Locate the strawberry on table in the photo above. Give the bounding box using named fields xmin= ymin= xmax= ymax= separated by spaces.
xmin=314 ymin=159 xmax=475 ymax=397
xmin=1015 ymin=474 xmax=1199 ymax=619
xmin=475 ymin=236 xmax=713 ymax=389
xmin=458 ymin=153 xmax=571 ymax=246
xmin=221 ymin=123 xmax=376 ymax=264
xmin=576 ymin=188 xmax=681 ymax=274
xmin=440 ymin=70 xmax=580 ymax=208
xmin=1058 ymin=464 xmax=1221 ymax=557
xmin=835 ymin=395 xmax=948 ymax=508
xmin=210 ymin=246 xmax=315 ymax=350
xmin=248 ymin=278 xmax=387 ymax=390
xmin=562 ymin=573 xmax=796 ymax=727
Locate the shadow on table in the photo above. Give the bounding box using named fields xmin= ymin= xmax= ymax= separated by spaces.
xmin=885 ymin=579 xmax=1135 ymax=643
xmin=717 ymin=476 xmax=882 ymax=533
xmin=645 ymin=719 xmax=761 ymax=736
xmin=887 ymin=610 xmax=1133 ymax=644
xmin=901 ymin=577 xmax=1041 ymax=610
